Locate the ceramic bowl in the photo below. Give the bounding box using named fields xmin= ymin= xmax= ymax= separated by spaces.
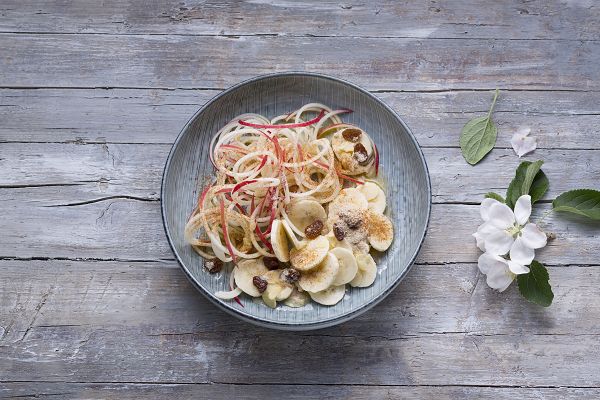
xmin=162 ymin=72 xmax=431 ymax=330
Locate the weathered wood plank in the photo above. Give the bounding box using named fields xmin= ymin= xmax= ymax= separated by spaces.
xmin=1 ymin=89 xmax=599 ymax=149
xmin=2 ymin=142 xmax=599 ymax=203
xmin=1 ymin=183 xmax=598 ymax=264
xmin=1 ymin=319 xmax=599 ymax=385
xmin=2 ymin=382 xmax=599 ymax=400
xmin=1 ymin=34 xmax=598 ymax=91
xmin=0 ymin=0 xmax=598 ymax=41
xmin=0 ymin=260 xmax=597 ymax=342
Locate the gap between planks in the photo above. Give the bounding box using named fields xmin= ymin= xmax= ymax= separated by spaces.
xmin=0 ymin=380 xmax=599 ymax=389
xmin=2 ymin=141 xmax=599 ymax=151
xmin=0 ymin=31 xmax=599 ymax=43
xmin=0 ymin=86 xmax=599 ymax=93
xmin=0 ymin=256 xmax=596 ymax=268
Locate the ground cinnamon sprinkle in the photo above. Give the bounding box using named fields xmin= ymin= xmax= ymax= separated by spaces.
xmin=290 ymin=248 xmax=319 ymax=270
xmin=367 ymin=211 xmax=393 ymax=242
xmin=329 ymin=207 xmax=368 ymax=249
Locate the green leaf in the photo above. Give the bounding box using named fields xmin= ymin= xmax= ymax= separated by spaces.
xmin=460 ymin=89 xmax=499 ymax=165
xmin=528 ymin=170 xmax=549 ymax=205
xmin=552 ymin=189 xmax=600 ymax=220
xmin=485 ymin=192 xmax=505 ymax=203
xmin=505 ymin=160 xmax=548 ymax=209
xmin=517 ymin=260 xmax=553 ymax=307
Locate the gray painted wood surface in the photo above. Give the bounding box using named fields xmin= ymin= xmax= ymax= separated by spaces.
xmin=1 ymin=1 xmax=599 ymax=398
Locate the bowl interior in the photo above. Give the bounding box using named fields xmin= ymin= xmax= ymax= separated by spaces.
xmin=162 ymin=73 xmax=430 ymax=329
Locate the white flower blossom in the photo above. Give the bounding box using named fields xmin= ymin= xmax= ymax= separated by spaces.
xmin=510 ymin=127 xmax=537 ymax=158
xmin=473 ymin=195 xmax=547 ymax=291
xmin=477 ymin=253 xmax=524 ymax=292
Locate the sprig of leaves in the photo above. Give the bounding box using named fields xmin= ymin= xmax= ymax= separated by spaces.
xmin=552 ymin=189 xmax=600 ymax=220
xmin=505 ymin=160 xmax=549 ymax=209
xmin=517 ymin=260 xmax=553 ymax=307
xmin=460 ymin=89 xmax=499 ymax=165
xmin=501 ymin=161 xmax=553 ymax=305
xmin=485 ymin=192 xmax=505 ymax=202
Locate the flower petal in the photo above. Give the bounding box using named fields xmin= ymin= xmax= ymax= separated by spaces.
xmin=510 ymin=236 xmax=535 ymax=266
xmin=514 ymin=127 xmax=531 ymax=139
xmin=480 ymin=198 xmax=500 ymax=222
xmin=514 ymin=195 xmax=532 ymax=225
xmin=478 ymin=253 xmax=514 ymax=291
xmin=473 ymin=222 xmax=496 ymax=251
xmin=511 ymin=128 xmax=537 ymax=157
xmin=507 ymin=260 xmax=530 ymax=275
xmin=478 ymin=252 xmax=506 ymax=275
xmin=521 ymin=223 xmax=547 ymax=249
xmin=487 ymin=269 xmax=514 ymax=292
xmin=487 ymin=202 xmax=516 ymax=229
xmin=484 ymin=229 xmax=514 ymax=255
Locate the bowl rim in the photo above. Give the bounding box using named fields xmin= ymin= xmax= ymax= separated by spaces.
xmin=161 ymin=71 xmax=432 ymax=330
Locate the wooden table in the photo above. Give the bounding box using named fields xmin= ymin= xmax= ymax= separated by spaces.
xmin=1 ymin=1 xmax=599 ymax=398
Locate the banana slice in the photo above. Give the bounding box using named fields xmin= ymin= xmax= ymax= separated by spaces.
xmin=262 ymin=294 xmax=277 ymax=308
xmin=270 ymin=219 xmax=290 ymax=262
xmin=286 ymin=198 xmax=327 ymax=234
xmin=283 ymin=288 xmax=311 ymax=308
xmin=234 ymin=259 xmax=269 ymax=297
xmin=358 ymin=181 xmax=379 ymax=200
xmin=309 ymin=285 xmax=346 ymax=306
xmin=350 ymin=253 xmax=377 ymax=287
xmin=289 ymin=235 xmax=329 ymax=271
xmin=358 ymin=181 xmax=386 ymax=214
xmin=281 ymin=219 xmax=304 ymax=249
xmin=330 ymin=247 xmax=359 ymax=286
xmin=366 ymin=212 xmax=394 ymax=251
xmin=331 ymin=130 xmax=374 ymax=175
xmin=298 ymin=252 xmax=340 ymax=292
xmin=262 ymin=270 xmax=294 ymax=302
xmin=331 ymin=130 xmax=356 ymax=153
xmin=328 ymin=188 xmax=368 ymax=222
xmin=325 ymin=231 xmax=353 ymax=251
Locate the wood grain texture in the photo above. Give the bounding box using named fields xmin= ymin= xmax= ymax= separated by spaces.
xmin=0 ymin=382 xmax=600 ymax=400
xmin=2 ymin=382 xmax=599 ymax=400
xmin=1 ymin=184 xmax=598 ymax=264
xmin=2 ymin=89 xmax=599 ymax=149
xmin=1 ymin=0 xmax=599 ymax=394
xmin=1 ymin=143 xmax=599 ymax=203
xmin=1 ymin=34 xmax=598 ymax=91
xmin=0 ymin=260 xmax=598 ymax=342
xmin=0 ymin=260 xmax=599 ymax=386
xmin=0 ymin=0 xmax=598 ymax=40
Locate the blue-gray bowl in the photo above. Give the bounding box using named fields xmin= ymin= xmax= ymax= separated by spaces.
xmin=162 ymin=72 xmax=431 ymax=330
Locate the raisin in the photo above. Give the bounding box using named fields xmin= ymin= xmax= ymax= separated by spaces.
xmin=204 ymin=259 xmax=223 ymax=274
xmin=263 ymin=257 xmax=280 ymax=270
xmin=353 ymin=143 xmax=369 ymax=165
xmin=281 ymin=268 xmax=300 ymax=283
xmin=333 ymin=223 xmax=346 ymax=241
xmin=304 ymin=219 xmax=324 ymax=239
xmin=342 ymin=128 xmax=362 ymax=142
xmin=252 ymin=276 xmax=268 ymax=293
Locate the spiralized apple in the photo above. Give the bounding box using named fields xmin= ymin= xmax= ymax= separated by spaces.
xmin=184 ymin=103 xmax=379 ymax=300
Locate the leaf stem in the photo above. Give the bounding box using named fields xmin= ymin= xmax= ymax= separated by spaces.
xmin=537 ymin=208 xmax=554 ymax=226
xmin=487 ymin=88 xmax=499 ymax=120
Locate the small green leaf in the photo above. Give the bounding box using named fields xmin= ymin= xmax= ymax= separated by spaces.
xmin=517 ymin=260 xmax=553 ymax=307
xmin=460 ymin=89 xmax=499 ymax=165
xmin=529 ymin=170 xmax=549 ymax=205
xmin=552 ymin=189 xmax=600 ymax=220
xmin=505 ymin=160 xmax=548 ymax=209
xmin=485 ymin=192 xmax=505 ymax=203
